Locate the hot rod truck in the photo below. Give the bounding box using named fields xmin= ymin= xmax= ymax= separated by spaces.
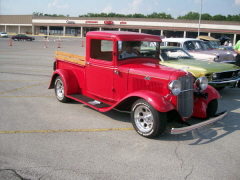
xmin=49 ymin=31 xmax=227 ymax=138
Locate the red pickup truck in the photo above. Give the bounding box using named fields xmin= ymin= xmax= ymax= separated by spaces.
xmin=49 ymin=31 xmax=227 ymax=138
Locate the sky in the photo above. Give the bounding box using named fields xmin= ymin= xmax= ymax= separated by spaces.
xmin=1 ymin=0 xmax=240 ymax=18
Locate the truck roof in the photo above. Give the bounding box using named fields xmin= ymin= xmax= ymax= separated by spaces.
xmin=87 ymin=31 xmax=162 ymax=42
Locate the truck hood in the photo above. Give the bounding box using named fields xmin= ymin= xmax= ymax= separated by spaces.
xmin=124 ymin=62 xmax=186 ymax=80
xmin=161 ymin=59 xmax=240 ymax=77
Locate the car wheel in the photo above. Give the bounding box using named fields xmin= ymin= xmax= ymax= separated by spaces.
xmin=54 ymin=76 xmax=70 ymax=103
xmin=206 ymin=99 xmax=218 ymax=118
xmin=131 ymin=99 xmax=167 ymax=138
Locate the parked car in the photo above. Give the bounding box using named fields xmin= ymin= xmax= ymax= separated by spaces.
xmin=197 ymin=36 xmax=237 ymax=57
xmin=11 ymin=34 xmax=35 ymax=41
xmin=0 ymin=32 xmax=8 ymax=38
xmin=140 ymin=45 xmax=240 ymax=90
xmin=162 ymin=38 xmax=235 ymax=64
xmin=196 ymin=36 xmax=220 ymax=49
xmin=203 ymin=41 xmax=237 ymax=58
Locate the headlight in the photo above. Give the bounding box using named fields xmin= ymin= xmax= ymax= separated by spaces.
xmin=195 ymin=76 xmax=208 ymax=91
xmin=232 ymin=71 xmax=240 ymax=77
xmin=212 ymin=73 xmax=219 ymax=80
xmin=237 ymin=71 xmax=240 ymax=77
xmin=214 ymin=56 xmax=219 ymax=62
xmin=168 ymin=80 xmax=181 ymax=96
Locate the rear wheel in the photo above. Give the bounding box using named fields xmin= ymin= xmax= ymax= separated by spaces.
xmin=131 ymin=99 xmax=167 ymax=138
xmin=54 ymin=76 xmax=70 ymax=103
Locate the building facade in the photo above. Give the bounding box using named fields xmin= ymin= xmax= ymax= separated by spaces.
xmin=0 ymin=15 xmax=240 ymax=44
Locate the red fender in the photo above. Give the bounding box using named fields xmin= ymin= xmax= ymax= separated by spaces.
xmin=48 ymin=69 xmax=79 ymax=95
xmin=193 ymin=85 xmax=220 ymax=118
xmin=124 ymin=90 xmax=176 ymax=113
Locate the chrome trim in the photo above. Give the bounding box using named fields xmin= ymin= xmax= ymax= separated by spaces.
xmin=180 ymin=89 xmax=194 ymax=93
xmin=219 ymin=61 xmax=235 ymax=64
xmin=212 ymin=69 xmax=240 ymax=73
xmin=177 ymin=76 xmax=194 ymax=118
xmin=170 ymin=111 xmax=227 ymax=134
xmin=209 ymin=77 xmax=240 ymax=84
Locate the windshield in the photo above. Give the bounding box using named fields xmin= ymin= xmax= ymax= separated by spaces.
xmin=118 ymin=41 xmax=160 ymax=60
xmin=183 ymin=41 xmax=207 ymax=50
xmin=160 ymin=48 xmax=193 ymax=61
xmin=209 ymin=41 xmax=220 ymax=49
xmin=203 ymin=42 xmax=214 ymax=50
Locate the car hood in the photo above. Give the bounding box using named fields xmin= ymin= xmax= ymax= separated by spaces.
xmin=188 ymin=50 xmax=231 ymax=56
xmin=161 ymin=59 xmax=240 ymax=77
xmin=120 ymin=61 xmax=187 ymax=80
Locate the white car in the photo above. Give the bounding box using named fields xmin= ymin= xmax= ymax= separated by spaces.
xmin=0 ymin=32 xmax=8 ymax=38
xmin=162 ymin=38 xmax=235 ymax=64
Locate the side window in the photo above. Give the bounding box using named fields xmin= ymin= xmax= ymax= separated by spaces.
xmin=168 ymin=42 xmax=180 ymax=47
xmin=90 ymin=39 xmax=113 ymax=61
xmin=184 ymin=41 xmax=195 ymax=50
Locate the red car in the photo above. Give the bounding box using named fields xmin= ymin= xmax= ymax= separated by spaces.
xmin=11 ymin=34 xmax=35 ymax=41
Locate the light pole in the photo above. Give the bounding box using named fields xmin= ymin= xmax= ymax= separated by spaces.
xmin=198 ymin=0 xmax=203 ymax=36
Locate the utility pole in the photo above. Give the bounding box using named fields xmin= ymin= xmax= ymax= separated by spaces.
xmin=198 ymin=0 xmax=203 ymax=36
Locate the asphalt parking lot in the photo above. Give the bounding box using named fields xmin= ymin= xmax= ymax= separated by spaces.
xmin=0 ymin=36 xmax=240 ymax=180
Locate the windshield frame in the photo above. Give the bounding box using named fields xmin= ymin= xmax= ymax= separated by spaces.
xmin=117 ymin=40 xmax=161 ymax=60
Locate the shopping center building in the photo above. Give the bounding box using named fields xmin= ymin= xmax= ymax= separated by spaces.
xmin=0 ymin=15 xmax=240 ymax=44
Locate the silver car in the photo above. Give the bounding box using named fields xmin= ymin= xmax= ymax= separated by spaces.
xmin=0 ymin=32 xmax=8 ymax=38
xmin=162 ymin=38 xmax=235 ymax=64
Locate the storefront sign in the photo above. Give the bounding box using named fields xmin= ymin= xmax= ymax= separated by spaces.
xmin=104 ymin=21 xmax=114 ymax=25
xmin=66 ymin=20 xmax=75 ymax=24
xmin=120 ymin=21 xmax=127 ymax=24
xmin=85 ymin=21 xmax=98 ymax=24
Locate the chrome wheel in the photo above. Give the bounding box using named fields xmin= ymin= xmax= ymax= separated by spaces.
xmin=54 ymin=76 xmax=70 ymax=103
xmin=134 ymin=105 xmax=153 ymax=133
xmin=55 ymin=78 xmax=64 ymax=100
xmin=131 ymin=99 xmax=167 ymax=138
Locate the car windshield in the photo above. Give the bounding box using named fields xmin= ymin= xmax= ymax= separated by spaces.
xmin=160 ymin=48 xmax=193 ymax=61
xmin=183 ymin=41 xmax=207 ymax=50
xmin=203 ymin=42 xmax=214 ymax=50
xmin=1 ymin=32 xmax=7 ymax=34
xmin=118 ymin=41 xmax=160 ymax=60
xmin=209 ymin=41 xmax=220 ymax=49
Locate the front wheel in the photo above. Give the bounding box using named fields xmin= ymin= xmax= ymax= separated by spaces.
xmin=131 ymin=99 xmax=167 ymax=138
xmin=54 ymin=76 xmax=70 ymax=103
xmin=206 ymin=99 xmax=218 ymax=118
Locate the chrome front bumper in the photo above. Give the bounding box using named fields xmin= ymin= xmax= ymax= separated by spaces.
xmin=209 ymin=77 xmax=240 ymax=84
xmin=170 ymin=111 xmax=227 ymax=134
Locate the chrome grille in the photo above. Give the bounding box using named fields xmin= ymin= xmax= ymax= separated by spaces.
xmin=213 ymin=70 xmax=240 ymax=82
xmin=177 ymin=76 xmax=194 ymax=118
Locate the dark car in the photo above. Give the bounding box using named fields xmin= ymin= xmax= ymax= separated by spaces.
xmin=11 ymin=34 xmax=35 ymax=41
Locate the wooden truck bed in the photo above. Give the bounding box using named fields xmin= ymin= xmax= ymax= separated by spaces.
xmin=55 ymin=51 xmax=86 ymax=66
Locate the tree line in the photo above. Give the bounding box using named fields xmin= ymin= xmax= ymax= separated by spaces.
xmin=33 ymin=12 xmax=240 ymax=21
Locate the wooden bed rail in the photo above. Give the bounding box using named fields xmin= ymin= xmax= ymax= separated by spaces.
xmin=55 ymin=51 xmax=86 ymax=66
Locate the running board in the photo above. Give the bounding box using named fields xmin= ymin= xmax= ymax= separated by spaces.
xmin=68 ymin=94 xmax=111 ymax=108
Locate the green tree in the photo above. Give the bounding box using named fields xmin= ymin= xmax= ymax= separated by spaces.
xmin=212 ymin=14 xmax=226 ymax=21
xmin=147 ymin=12 xmax=173 ymax=19
xmin=178 ymin=11 xmax=200 ymax=20
xmin=201 ymin=13 xmax=212 ymax=20
xmin=132 ymin=13 xmax=145 ymax=18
